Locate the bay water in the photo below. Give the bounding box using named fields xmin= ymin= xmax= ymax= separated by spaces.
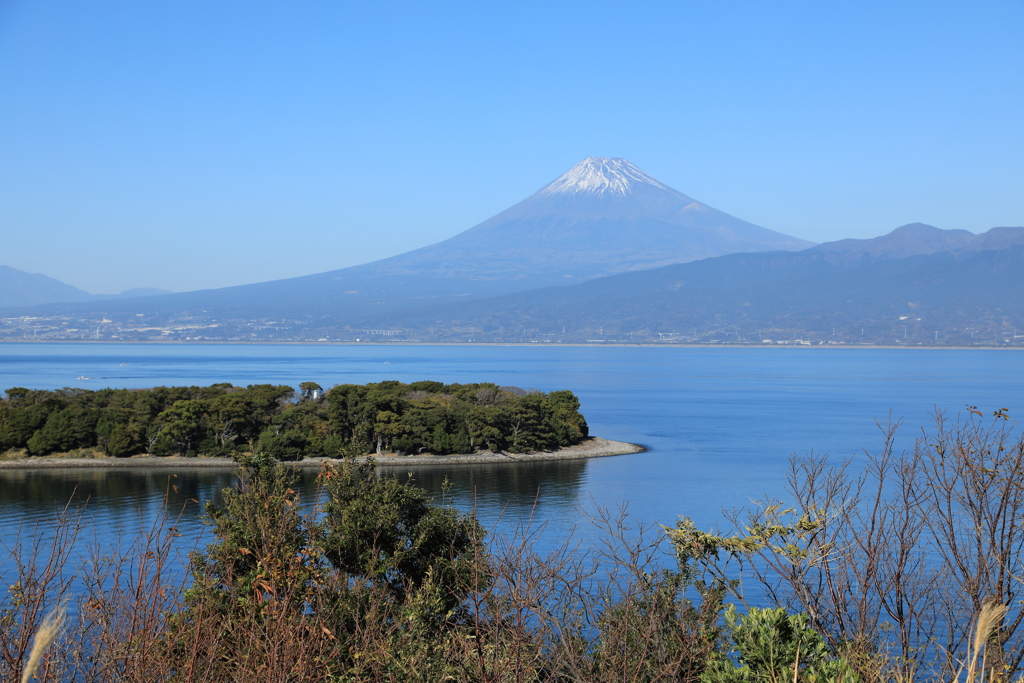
xmin=2 ymin=342 xmax=1022 ymax=591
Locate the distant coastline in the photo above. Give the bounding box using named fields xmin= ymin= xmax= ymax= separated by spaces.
xmin=0 ymin=437 xmax=645 ymax=470
xmin=0 ymin=339 xmax=1020 ymax=350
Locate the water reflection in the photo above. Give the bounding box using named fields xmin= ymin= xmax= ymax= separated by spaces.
xmin=0 ymin=459 xmax=590 ymax=590
xmin=391 ymin=459 xmax=588 ymax=527
xmin=0 ymin=459 xmax=588 ymax=522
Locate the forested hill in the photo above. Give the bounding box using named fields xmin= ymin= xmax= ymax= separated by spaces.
xmin=0 ymin=382 xmax=588 ymax=460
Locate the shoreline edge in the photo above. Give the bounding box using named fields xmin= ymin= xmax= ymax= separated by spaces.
xmin=0 ymin=437 xmax=646 ymax=470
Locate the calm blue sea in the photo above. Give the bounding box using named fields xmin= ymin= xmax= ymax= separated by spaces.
xmin=2 ymin=342 xmax=1022 ymax=593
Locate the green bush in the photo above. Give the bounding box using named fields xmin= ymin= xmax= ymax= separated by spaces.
xmin=703 ymin=606 xmax=859 ymax=683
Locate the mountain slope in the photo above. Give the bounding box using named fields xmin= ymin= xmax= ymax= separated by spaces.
xmin=0 ymin=266 xmax=95 ymax=308
xmin=363 ymin=157 xmax=812 ymax=283
xmin=1 ymin=157 xmax=812 ymax=321
xmin=0 ymin=266 xmax=173 ymax=308
xmin=356 ymin=224 xmax=1024 ymax=343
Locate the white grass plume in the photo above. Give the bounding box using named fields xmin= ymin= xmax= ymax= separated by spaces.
xmin=963 ymin=599 xmax=1008 ymax=683
xmin=20 ymin=604 xmax=65 ymax=683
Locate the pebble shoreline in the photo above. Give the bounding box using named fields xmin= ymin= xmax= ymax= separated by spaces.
xmin=0 ymin=437 xmax=645 ymax=470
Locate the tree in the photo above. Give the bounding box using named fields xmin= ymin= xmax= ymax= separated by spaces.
xmin=325 ymin=383 xmax=370 ymax=444
xmin=256 ymin=427 xmax=308 ymax=461
xmin=322 ymin=459 xmax=485 ymax=619
xmin=549 ymin=389 xmax=589 ymax=443
xmin=171 ymin=452 xmax=337 ymax=679
xmin=154 ymin=400 xmax=207 ymax=456
xmin=0 ymin=390 xmax=58 ymax=450
xmin=171 ymin=453 xmax=487 ymax=679
xmin=26 ymin=409 xmax=76 ymax=455
xmin=244 ymin=384 xmax=295 ymax=420
xmin=207 ymin=393 xmax=253 ymax=449
xmin=372 ymin=410 xmax=408 ymax=455
xmin=299 ymin=381 xmax=323 ymax=402
xmin=502 ymin=394 xmax=553 ymax=452
xmin=105 ymin=423 xmax=135 ymax=458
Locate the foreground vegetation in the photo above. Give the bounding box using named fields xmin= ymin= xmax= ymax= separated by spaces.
xmin=0 ymin=381 xmax=588 ymax=460
xmin=3 ymin=409 xmax=1023 ymax=682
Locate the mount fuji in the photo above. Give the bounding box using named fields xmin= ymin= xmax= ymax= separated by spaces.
xmin=3 ymin=158 xmax=812 ymax=326
xmin=333 ymin=157 xmax=812 ymax=288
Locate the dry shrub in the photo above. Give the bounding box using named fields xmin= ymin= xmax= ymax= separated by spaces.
xmin=1 ymin=500 xmax=82 ymax=682
xmin=669 ymin=408 xmax=1024 ymax=683
xmin=1 ymin=456 xmax=726 ymax=682
xmin=333 ymin=504 xmax=721 ymax=682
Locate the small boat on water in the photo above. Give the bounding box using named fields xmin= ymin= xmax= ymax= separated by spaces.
xmin=77 ymin=376 xmax=89 ymax=380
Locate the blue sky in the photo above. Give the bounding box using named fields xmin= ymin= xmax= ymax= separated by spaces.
xmin=1 ymin=0 xmax=1022 ymax=294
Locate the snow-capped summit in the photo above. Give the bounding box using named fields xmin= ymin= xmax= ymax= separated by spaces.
xmin=535 ymin=157 xmax=672 ymax=197
xmin=358 ymin=155 xmax=812 ymax=283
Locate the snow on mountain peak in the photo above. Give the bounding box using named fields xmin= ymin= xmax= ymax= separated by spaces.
xmin=535 ymin=157 xmax=672 ymax=197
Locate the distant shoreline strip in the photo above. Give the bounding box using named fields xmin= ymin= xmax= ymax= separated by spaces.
xmin=1 ymin=339 xmax=1021 ymax=350
xmin=0 ymin=437 xmax=645 ymax=470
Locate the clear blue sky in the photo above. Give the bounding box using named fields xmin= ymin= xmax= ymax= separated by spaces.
xmin=2 ymin=0 xmax=1022 ymax=294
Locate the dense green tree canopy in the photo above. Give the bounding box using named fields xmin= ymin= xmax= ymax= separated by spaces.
xmin=0 ymin=381 xmax=588 ymax=459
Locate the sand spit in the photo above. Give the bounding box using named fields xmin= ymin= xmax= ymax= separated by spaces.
xmin=0 ymin=437 xmax=645 ymax=470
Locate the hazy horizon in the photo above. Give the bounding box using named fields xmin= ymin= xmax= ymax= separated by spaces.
xmin=2 ymin=1 xmax=1022 ymax=294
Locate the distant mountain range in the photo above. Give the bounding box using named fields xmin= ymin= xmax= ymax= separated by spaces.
xmin=2 ymin=159 xmax=1022 ymax=346
xmin=0 ymin=266 xmax=172 ymax=308
xmin=359 ymin=223 xmax=1024 ymax=344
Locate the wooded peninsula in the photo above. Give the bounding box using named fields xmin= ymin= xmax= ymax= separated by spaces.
xmin=0 ymin=381 xmax=589 ymax=460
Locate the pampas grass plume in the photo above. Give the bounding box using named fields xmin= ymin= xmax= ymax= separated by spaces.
xmin=21 ymin=604 xmax=65 ymax=683
xmin=964 ymin=599 xmax=1008 ymax=683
